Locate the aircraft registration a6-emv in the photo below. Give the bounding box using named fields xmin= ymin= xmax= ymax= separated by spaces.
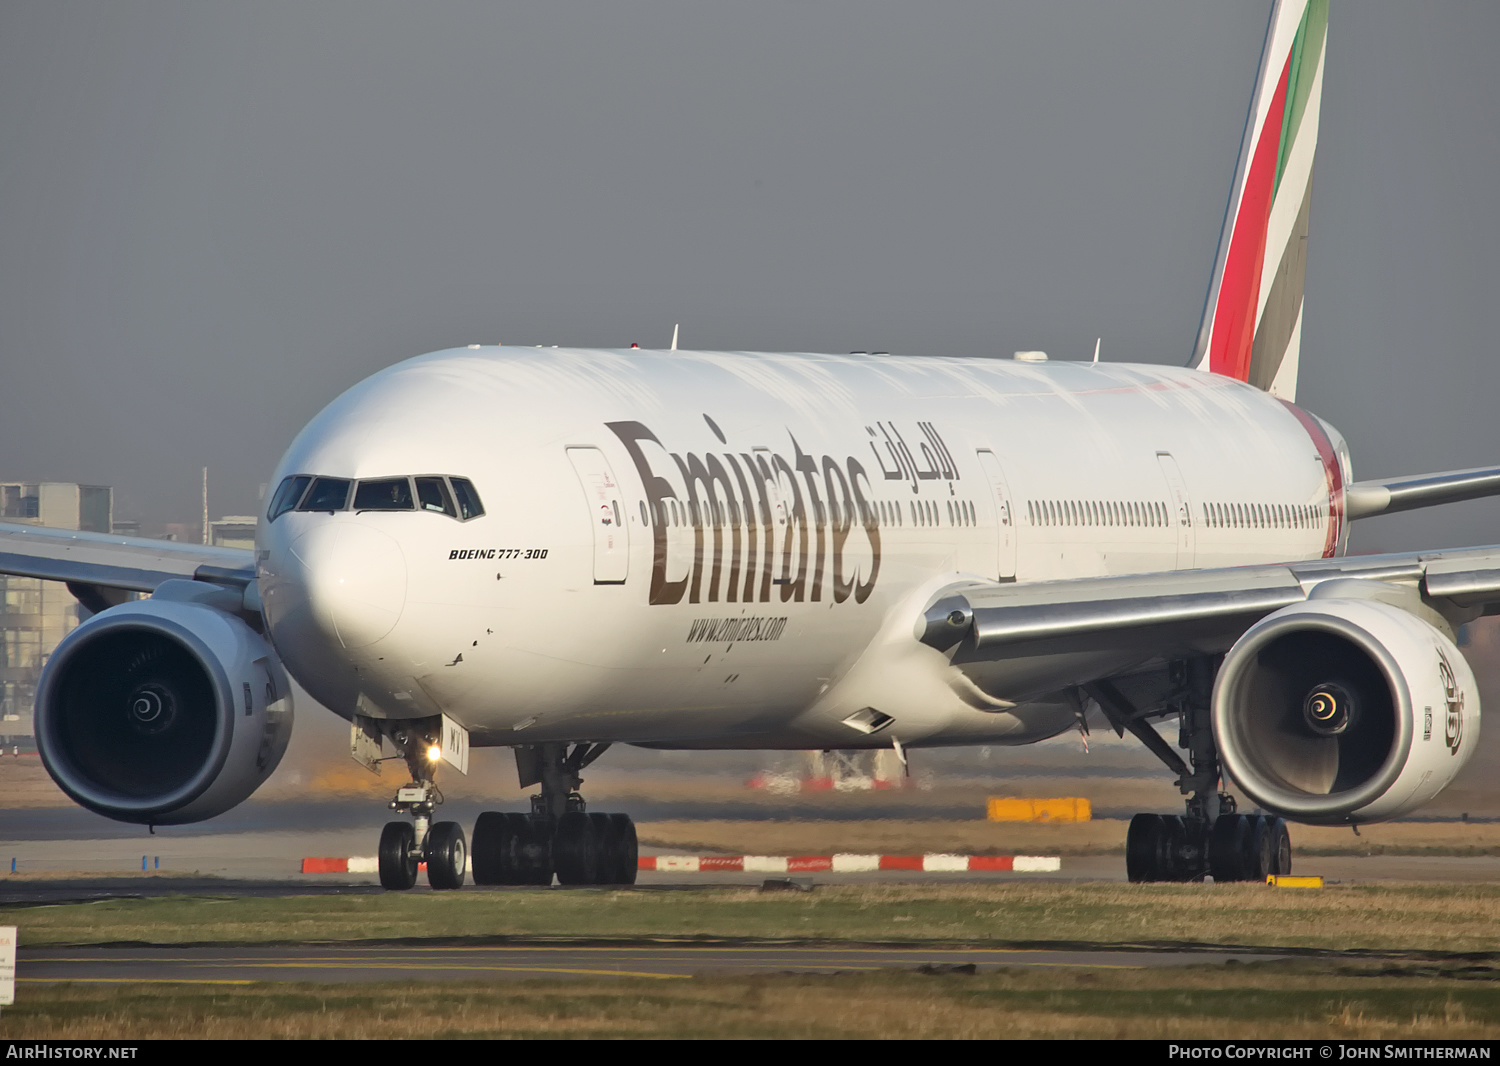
xmin=5 ymin=0 xmax=1500 ymax=887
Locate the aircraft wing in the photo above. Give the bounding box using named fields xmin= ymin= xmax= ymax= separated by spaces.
xmin=919 ymin=545 xmax=1500 ymax=671
xmin=1345 ymin=465 xmax=1500 ymax=520
xmin=0 ymin=520 xmax=255 ymax=611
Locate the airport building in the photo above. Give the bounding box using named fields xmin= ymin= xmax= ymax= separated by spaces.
xmin=0 ymin=482 xmax=115 ymax=747
xmin=208 ymin=516 xmax=257 ymax=550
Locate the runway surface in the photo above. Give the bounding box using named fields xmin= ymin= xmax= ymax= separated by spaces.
xmin=2 ymin=800 xmax=1498 ymax=902
xmin=2 ymin=837 xmax=1498 ymax=892
xmin=17 ymin=941 xmax=1278 ymax=984
xmin=2 ymin=801 xmax=1491 ymax=987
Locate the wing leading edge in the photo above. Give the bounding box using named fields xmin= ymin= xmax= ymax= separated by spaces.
xmin=920 ymin=544 xmax=1500 ymax=673
xmin=0 ymin=521 xmax=255 ymax=611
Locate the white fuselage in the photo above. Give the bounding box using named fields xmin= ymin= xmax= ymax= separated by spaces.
xmin=256 ymin=347 xmax=1349 ymax=751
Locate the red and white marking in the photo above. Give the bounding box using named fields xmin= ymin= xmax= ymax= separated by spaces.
xmin=302 ymin=856 xmax=417 ymax=874
xmin=301 ymin=853 xmax=1060 ymax=875
xmin=640 ymin=854 xmax=1060 ymax=873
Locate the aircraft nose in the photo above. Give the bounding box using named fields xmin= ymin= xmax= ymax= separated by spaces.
xmin=289 ymin=522 xmax=407 ymax=649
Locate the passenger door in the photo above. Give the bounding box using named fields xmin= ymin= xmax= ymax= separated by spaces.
xmin=566 ymin=447 xmax=630 ymax=584
xmin=1156 ymin=452 xmax=1196 ymax=570
xmin=975 ymin=449 xmax=1017 ymax=582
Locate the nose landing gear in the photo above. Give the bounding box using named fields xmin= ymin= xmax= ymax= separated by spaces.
xmin=376 ymin=728 xmax=467 ymax=891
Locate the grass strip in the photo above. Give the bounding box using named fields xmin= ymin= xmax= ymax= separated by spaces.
xmin=5 ymin=883 xmax=1500 ymax=954
xmin=3 ymin=961 xmax=1500 ymax=1039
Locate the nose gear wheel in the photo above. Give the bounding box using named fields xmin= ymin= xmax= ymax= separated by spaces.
xmin=378 ymin=821 xmax=418 ymax=891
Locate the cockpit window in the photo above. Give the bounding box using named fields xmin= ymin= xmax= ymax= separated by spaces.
xmin=354 ymin=477 xmax=414 ymax=511
xmin=415 ymin=476 xmax=457 ymax=517
xmin=267 ymin=475 xmax=312 ymax=521
xmin=450 ymin=478 xmax=485 ymax=520
xmin=299 ymin=477 xmax=352 ymax=512
xmin=268 ymin=473 xmax=482 ymax=521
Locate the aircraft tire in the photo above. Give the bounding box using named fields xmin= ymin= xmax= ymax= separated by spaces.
xmin=1209 ymin=814 xmax=1249 ymax=882
xmin=1159 ymin=814 xmax=1196 ymax=882
xmin=473 ymin=812 xmax=538 ymax=885
xmin=520 ymin=815 xmax=555 ymax=885
xmin=608 ymin=813 xmax=638 ymax=885
xmin=470 ymin=812 xmax=506 ymax=885
xmin=379 ymin=821 xmax=418 ymax=891
xmin=426 ymin=821 xmax=468 ymax=890
xmin=554 ymin=811 xmax=599 ymax=885
xmin=588 ymin=813 xmax=617 ymax=885
xmin=1125 ymin=813 xmax=1166 ymax=882
xmin=1241 ymin=815 xmax=1275 ymax=882
xmin=1271 ymin=817 xmax=1292 ymax=876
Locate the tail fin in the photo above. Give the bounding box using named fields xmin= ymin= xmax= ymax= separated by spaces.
xmin=1190 ymin=0 xmax=1328 ymax=401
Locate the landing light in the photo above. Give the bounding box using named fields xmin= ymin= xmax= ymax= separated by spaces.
xmin=426 ymin=744 xmax=442 ymax=762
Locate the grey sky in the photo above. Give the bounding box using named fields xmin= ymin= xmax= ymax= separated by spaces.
xmin=1 ymin=2 xmax=1497 ymax=554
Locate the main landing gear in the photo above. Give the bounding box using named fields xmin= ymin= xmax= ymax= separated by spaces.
xmin=1125 ymin=811 xmax=1291 ymax=884
xmin=469 ymin=742 xmax=639 ymax=887
xmin=374 ymin=736 xmax=637 ymax=891
xmin=377 ymin=727 xmax=468 ymax=891
xmin=1085 ymin=658 xmax=1293 ymax=884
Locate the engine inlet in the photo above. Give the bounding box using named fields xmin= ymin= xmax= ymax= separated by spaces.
xmin=1302 ymin=681 xmax=1355 ymax=737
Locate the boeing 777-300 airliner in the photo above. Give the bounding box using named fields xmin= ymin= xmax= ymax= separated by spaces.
xmin=4 ymin=0 xmax=1499 ymax=887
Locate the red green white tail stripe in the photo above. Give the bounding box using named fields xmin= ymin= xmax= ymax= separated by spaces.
xmin=1192 ymin=0 xmax=1328 ymax=401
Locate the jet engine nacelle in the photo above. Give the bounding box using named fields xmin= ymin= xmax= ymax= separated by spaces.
xmin=35 ymin=597 xmax=293 ymax=826
xmin=1213 ymin=596 xmax=1479 ymax=826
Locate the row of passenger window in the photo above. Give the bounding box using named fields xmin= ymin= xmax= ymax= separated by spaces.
xmin=1028 ymin=498 xmax=1169 ymax=529
xmin=1203 ymin=500 xmax=1324 ymax=530
xmin=267 ymin=474 xmax=485 ymax=521
xmin=1022 ymin=496 xmax=1328 ymax=533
